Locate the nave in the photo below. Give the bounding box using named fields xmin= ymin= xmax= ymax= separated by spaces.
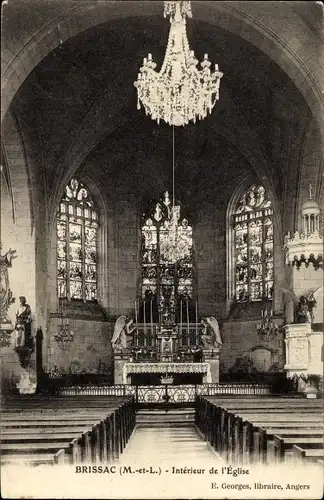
xmin=1 ymin=394 xmax=323 ymax=467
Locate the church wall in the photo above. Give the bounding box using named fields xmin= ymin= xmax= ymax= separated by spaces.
xmin=45 ymin=186 xmax=141 ymax=377
xmin=220 ymin=319 xmax=285 ymax=376
xmin=46 ymin=318 xmax=113 ymax=381
xmin=1 ymin=114 xmax=39 ymax=391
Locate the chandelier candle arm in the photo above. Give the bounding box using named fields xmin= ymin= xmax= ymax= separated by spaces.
xmin=134 ymin=0 xmax=223 ymax=126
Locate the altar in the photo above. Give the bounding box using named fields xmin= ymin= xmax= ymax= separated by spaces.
xmin=112 ymin=320 xmax=221 ymax=385
xmin=122 ymin=362 xmax=212 ymax=385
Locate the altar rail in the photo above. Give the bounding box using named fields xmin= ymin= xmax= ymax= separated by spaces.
xmin=58 ymin=383 xmax=270 ymax=402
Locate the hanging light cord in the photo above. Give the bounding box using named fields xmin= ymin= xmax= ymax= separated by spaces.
xmin=172 ymin=125 xmax=175 ymax=208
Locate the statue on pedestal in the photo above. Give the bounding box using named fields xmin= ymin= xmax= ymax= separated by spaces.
xmin=282 ymin=287 xmax=320 ymax=324
xmin=201 ymin=317 xmax=222 ymax=348
xmin=0 ymin=246 xmax=17 ymax=346
xmin=14 ymin=296 xmax=34 ymax=368
xmin=111 ymin=315 xmax=136 ymax=350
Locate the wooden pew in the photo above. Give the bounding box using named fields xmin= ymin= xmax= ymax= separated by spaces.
xmin=273 ymin=435 xmax=323 ymax=463
xmin=1 ymin=397 xmax=135 ymax=466
xmin=195 ymin=396 xmax=323 ymax=466
xmin=221 ymin=408 xmax=323 ymax=463
xmin=236 ymin=414 xmax=322 ymax=464
xmin=254 ymin=426 xmax=323 ymax=464
xmin=1 ymin=448 xmax=66 ymax=466
xmin=293 ymin=445 xmax=324 ymax=464
xmin=1 ymin=439 xmax=80 ymax=464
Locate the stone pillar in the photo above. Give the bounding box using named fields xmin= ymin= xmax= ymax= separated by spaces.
xmin=203 ymin=347 xmax=220 ymax=383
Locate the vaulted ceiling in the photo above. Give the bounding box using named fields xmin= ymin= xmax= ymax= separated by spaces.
xmin=3 ymin=1 xmax=323 ymax=221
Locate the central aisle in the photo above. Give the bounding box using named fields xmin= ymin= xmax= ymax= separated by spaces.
xmin=119 ymin=424 xmax=223 ymax=466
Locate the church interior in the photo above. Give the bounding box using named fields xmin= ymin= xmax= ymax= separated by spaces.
xmin=0 ymin=0 xmax=323 ymax=493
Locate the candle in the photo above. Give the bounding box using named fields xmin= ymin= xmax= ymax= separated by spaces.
xmin=270 ymin=309 xmax=273 ymax=317
xmin=143 ymin=297 xmax=146 ymax=342
xmin=150 ymin=299 xmax=153 ymax=337
xmin=135 ymin=300 xmax=138 ymax=347
xmin=195 ymin=301 xmax=198 ymax=345
xmin=186 ymin=299 xmax=190 ymax=345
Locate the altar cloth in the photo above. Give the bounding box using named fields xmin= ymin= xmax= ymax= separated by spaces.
xmin=123 ymin=362 xmax=212 ymax=383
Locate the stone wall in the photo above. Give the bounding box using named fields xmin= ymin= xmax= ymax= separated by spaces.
xmin=220 ymin=319 xmax=285 ymax=376
xmin=46 ymin=318 xmax=114 ymax=381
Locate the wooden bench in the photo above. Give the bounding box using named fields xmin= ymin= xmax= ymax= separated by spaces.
xmin=273 ymin=435 xmax=323 ymax=463
xmin=253 ymin=426 xmax=323 ymax=464
xmin=1 ymin=397 xmax=136 ymax=466
xmin=220 ymin=407 xmax=322 ymax=463
xmin=293 ymin=445 xmax=324 ymax=464
xmin=195 ymin=396 xmax=323 ymax=466
xmin=1 ymin=449 xmax=66 ymax=466
xmin=235 ymin=414 xmax=322 ymax=464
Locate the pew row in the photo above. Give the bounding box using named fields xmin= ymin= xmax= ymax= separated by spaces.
xmin=195 ymin=396 xmax=324 ymax=466
xmin=1 ymin=397 xmax=136 ymax=466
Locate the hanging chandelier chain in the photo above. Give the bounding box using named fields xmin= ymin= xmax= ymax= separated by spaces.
xmin=172 ymin=125 xmax=175 ymax=208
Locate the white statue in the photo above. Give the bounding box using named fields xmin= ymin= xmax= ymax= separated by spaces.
xmin=201 ymin=316 xmax=222 ymax=348
xmin=111 ymin=316 xmax=136 ymax=350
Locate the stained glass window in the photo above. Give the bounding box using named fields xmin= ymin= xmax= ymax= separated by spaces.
xmin=141 ymin=192 xmax=193 ymax=317
xmin=57 ymin=179 xmax=98 ymax=302
xmin=233 ymin=185 xmax=273 ymax=302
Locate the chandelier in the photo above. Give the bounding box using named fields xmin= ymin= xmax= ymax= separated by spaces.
xmin=54 ymin=301 xmax=74 ymax=350
xmin=134 ymin=1 xmax=223 ymax=126
xmin=257 ymin=308 xmax=279 ymax=342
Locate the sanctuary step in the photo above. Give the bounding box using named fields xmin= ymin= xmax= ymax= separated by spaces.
xmin=136 ymin=408 xmax=195 ymax=427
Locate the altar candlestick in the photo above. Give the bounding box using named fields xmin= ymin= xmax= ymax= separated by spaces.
xmin=143 ymin=299 xmax=146 ymax=340
xmin=186 ymin=299 xmax=190 ymax=345
xmin=150 ymin=299 xmax=153 ymax=337
xmin=180 ymin=300 xmax=182 ymax=343
xmin=135 ymin=300 xmax=138 ymax=347
xmin=195 ymin=301 xmax=198 ymax=345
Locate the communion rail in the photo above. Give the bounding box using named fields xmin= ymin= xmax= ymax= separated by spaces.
xmin=56 ymin=383 xmax=270 ymax=404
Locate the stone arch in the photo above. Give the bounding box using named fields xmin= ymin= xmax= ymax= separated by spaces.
xmin=48 ymin=87 xmax=281 ymax=225
xmin=2 ymin=1 xmax=323 ymax=131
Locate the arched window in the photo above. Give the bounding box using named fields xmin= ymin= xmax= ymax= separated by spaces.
xmin=57 ymin=178 xmax=99 ymax=302
xmin=141 ymin=192 xmax=193 ymax=317
xmin=233 ymin=184 xmax=273 ymax=302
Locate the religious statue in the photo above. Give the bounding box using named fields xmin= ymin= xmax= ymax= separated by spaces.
xmin=201 ymin=316 xmax=222 ymax=348
xmin=111 ymin=315 xmax=136 ymax=350
xmin=0 ymin=246 xmax=17 ymax=323
xmin=281 ymin=287 xmax=320 ymax=324
xmin=14 ymin=296 xmax=34 ymax=368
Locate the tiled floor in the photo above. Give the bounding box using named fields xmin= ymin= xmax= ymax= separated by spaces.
xmin=119 ymin=425 xmax=223 ymax=466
